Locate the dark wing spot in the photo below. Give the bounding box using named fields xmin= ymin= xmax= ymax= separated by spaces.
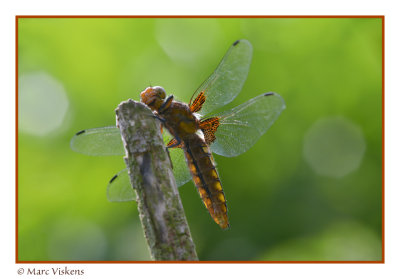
xmin=76 ymin=130 xmax=86 ymax=135
xmin=233 ymin=40 xmax=240 ymax=46
xmin=109 ymin=174 xmax=118 ymax=183
xmin=264 ymin=92 xmax=274 ymax=97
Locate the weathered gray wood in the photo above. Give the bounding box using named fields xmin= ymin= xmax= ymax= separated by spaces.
xmin=115 ymin=99 xmax=198 ymax=261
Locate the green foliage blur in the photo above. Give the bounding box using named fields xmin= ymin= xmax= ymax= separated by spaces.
xmin=17 ymin=17 xmax=382 ymax=261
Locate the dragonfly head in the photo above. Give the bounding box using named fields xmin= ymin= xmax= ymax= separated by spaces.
xmin=140 ymin=86 xmax=166 ymax=111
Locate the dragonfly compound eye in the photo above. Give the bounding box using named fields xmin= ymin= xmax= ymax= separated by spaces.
xmin=152 ymin=86 xmax=166 ymax=99
xmin=140 ymin=86 xmax=167 ymax=111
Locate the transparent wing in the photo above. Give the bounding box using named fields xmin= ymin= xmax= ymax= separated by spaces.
xmin=168 ymin=147 xmax=192 ymax=187
xmin=210 ymin=92 xmax=286 ymax=157
xmin=190 ymin=39 xmax=253 ymax=117
xmin=70 ymin=126 xmax=124 ymax=156
xmin=162 ymin=131 xmax=192 ymax=187
xmin=107 ymin=169 xmax=136 ymax=202
xmin=106 ymin=132 xmax=192 ymax=202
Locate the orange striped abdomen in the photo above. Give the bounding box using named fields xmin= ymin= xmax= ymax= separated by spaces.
xmin=183 ymin=135 xmax=229 ymax=229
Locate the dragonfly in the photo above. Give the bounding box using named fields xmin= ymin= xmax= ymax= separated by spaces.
xmin=70 ymin=39 xmax=285 ymax=229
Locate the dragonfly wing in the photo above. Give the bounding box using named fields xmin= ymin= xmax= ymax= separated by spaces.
xmin=169 ymin=147 xmax=192 ymax=187
xmin=190 ymin=39 xmax=253 ymax=117
xmin=70 ymin=126 xmax=124 ymax=156
xmin=162 ymin=131 xmax=192 ymax=187
xmin=107 ymin=149 xmax=191 ymax=203
xmin=107 ymin=169 xmax=136 ymax=202
xmin=75 ymin=126 xmax=191 ymax=203
xmin=210 ymin=92 xmax=286 ymax=157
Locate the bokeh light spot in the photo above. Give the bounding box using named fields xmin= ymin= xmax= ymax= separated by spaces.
xmin=155 ymin=19 xmax=220 ymax=65
xmin=303 ymin=116 xmax=366 ymax=178
xmin=19 ymin=72 xmax=69 ymax=136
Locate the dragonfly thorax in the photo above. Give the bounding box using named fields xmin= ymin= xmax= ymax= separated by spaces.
xmin=158 ymin=100 xmax=200 ymax=141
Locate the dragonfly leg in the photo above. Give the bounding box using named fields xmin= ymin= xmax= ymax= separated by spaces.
xmin=153 ymin=113 xmax=166 ymax=123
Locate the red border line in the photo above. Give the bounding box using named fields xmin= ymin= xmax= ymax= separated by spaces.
xmin=15 ymin=15 xmax=385 ymax=264
xmin=15 ymin=15 xmax=384 ymax=19
xmin=15 ymin=16 xmax=19 ymax=264
xmin=18 ymin=260 xmax=384 ymax=264
xmin=381 ymin=16 xmax=385 ymax=263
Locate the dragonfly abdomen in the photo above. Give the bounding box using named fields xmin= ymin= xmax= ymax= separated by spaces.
xmin=183 ymin=135 xmax=229 ymax=229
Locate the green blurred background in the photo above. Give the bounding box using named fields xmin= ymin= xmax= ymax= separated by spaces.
xmin=17 ymin=17 xmax=382 ymax=261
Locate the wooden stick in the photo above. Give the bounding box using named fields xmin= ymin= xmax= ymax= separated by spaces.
xmin=115 ymin=99 xmax=198 ymax=261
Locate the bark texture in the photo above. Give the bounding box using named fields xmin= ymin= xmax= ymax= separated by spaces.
xmin=115 ymin=99 xmax=198 ymax=261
